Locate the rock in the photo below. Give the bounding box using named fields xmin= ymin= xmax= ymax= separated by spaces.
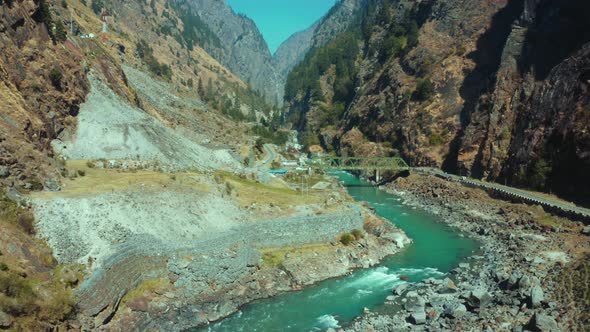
xmin=518 ymin=275 xmax=532 ymax=290
xmin=443 ymin=303 xmax=467 ymax=319
xmin=582 ymin=226 xmax=590 ymax=235
xmin=528 ymin=286 xmax=544 ymax=309
xmin=404 ymin=291 xmax=426 ymax=313
xmin=5 ymin=188 xmax=27 ymax=206
xmin=393 ymin=283 xmax=409 ymax=295
xmin=410 ymin=311 xmax=426 ymax=325
xmin=0 ymin=166 xmax=9 ymax=178
xmin=466 ymin=289 xmax=492 ymax=309
xmin=528 ymin=313 xmax=559 ymax=332
xmin=438 ymin=278 xmax=458 ymax=294
xmin=0 ymin=311 xmax=13 ymax=328
xmin=424 ymin=277 xmax=442 ymax=285
xmin=44 ymin=178 xmax=61 ymax=192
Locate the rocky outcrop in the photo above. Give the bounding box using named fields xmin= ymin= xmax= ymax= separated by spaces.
xmin=452 ymin=0 xmax=590 ymax=206
xmin=310 ymin=0 xmax=367 ymax=49
xmin=171 ymin=0 xmax=282 ymax=105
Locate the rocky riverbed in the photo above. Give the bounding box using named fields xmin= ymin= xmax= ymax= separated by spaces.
xmin=340 ymin=173 xmax=590 ymax=332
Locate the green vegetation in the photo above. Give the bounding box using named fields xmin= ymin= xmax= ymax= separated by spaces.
xmin=90 ymin=0 xmax=110 ymax=16
xmin=428 ymin=131 xmax=445 ymax=146
xmin=136 ymin=39 xmax=172 ymax=80
xmin=339 ymin=233 xmax=355 ymax=246
xmin=49 ymin=67 xmax=63 ymax=90
xmin=413 ymin=78 xmax=434 ymax=101
xmin=172 ymin=4 xmax=221 ymax=51
xmin=377 ymin=8 xmax=419 ymax=63
xmin=285 ymin=1 xmax=433 ymax=148
xmin=285 ymin=32 xmax=360 ymax=105
xmin=251 ymin=125 xmax=289 ymax=146
xmin=38 ymin=0 xmax=66 ymax=43
xmin=0 ymin=192 xmax=80 ymax=330
xmin=528 ymin=157 xmax=552 ymax=190
xmin=261 ymin=252 xmax=284 ymax=268
xmin=351 ymin=229 xmax=364 ymax=240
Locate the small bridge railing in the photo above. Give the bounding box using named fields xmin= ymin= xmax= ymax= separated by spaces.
xmin=307 ymin=156 xmax=410 ymax=171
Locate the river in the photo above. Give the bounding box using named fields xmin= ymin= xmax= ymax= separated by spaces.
xmin=203 ymin=172 xmax=478 ymax=331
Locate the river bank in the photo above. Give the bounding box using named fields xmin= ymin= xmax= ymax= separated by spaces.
xmin=29 ymin=164 xmax=412 ymax=331
xmin=342 ymin=173 xmax=590 ymax=331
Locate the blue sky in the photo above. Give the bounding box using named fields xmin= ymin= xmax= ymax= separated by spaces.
xmin=226 ymin=0 xmax=337 ymax=54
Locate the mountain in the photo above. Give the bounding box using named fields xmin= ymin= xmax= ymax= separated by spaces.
xmin=272 ymin=0 xmax=368 ymax=101
xmin=170 ymin=0 xmax=282 ymax=105
xmin=284 ymin=0 xmax=590 ymax=206
xmin=272 ymin=22 xmax=319 ymax=82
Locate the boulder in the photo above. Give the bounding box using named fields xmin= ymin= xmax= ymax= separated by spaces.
xmin=410 ymin=311 xmax=426 ymax=325
xmin=0 ymin=166 xmax=9 ymax=178
xmin=518 ymin=275 xmax=532 ymax=290
xmin=466 ymin=289 xmax=493 ymax=309
xmin=528 ymin=286 xmax=544 ymax=309
xmin=0 ymin=311 xmax=13 ymax=328
xmin=528 ymin=313 xmax=559 ymax=331
xmin=44 ymin=178 xmax=61 ymax=192
xmin=443 ymin=303 xmax=467 ymax=319
xmin=404 ymin=291 xmax=425 ymax=313
xmin=393 ymin=283 xmax=409 ymax=296
xmin=582 ymin=226 xmax=590 ymax=235
xmin=438 ymin=278 xmax=458 ymax=294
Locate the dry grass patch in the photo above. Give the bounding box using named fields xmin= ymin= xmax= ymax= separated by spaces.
xmin=216 ymin=171 xmax=323 ymax=208
xmin=120 ymin=278 xmax=169 ymax=307
xmin=31 ymin=160 xmax=210 ymax=198
xmin=260 ymin=243 xmax=335 ymax=268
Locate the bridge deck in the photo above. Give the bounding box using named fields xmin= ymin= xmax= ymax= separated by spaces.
xmin=307 ymin=157 xmax=410 ymax=171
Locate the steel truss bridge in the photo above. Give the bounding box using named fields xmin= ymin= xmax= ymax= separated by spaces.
xmin=307 ymin=156 xmax=410 ymax=172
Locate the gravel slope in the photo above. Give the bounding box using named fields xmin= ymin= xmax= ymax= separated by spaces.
xmin=52 ymin=74 xmax=240 ymax=171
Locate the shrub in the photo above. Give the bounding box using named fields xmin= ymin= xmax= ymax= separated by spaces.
xmin=49 ymin=68 xmax=63 ymax=90
xmin=0 ymin=263 xmax=8 ymax=271
xmin=17 ymin=212 xmax=36 ymax=235
xmin=529 ymin=158 xmax=552 ymax=190
xmin=61 ymin=0 xmax=67 ymax=8
xmin=77 ymin=170 xmax=86 ymax=177
xmin=54 ymin=19 xmax=67 ymax=42
xmin=86 ymin=161 xmax=95 ymax=168
xmin=340 ymin=233 xmax=355 ymax=246
xmin=29 ymin=181 xmax=44 ymax=191
xmin=414 ymin=78 xmax=434 ymax=101
xmin=351 ymin=229 xmax=364 ymax=240
xmin=428 ymin=132 xmax=445 ymax=146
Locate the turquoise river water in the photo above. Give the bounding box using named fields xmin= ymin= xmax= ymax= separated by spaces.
xmin=203 ymin=172 xmax=478 ymax=331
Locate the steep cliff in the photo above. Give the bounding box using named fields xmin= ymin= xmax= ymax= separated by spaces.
xmin=285 ymin=0 xmax=590 ymax=206
xmin=170 ymin=0 xmax=282 ymax=105
xmin=272 ymin=22 xmax=318 ymax=81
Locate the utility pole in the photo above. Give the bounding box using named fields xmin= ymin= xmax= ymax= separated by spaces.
xmin=101 ymin=7 xmax=108 ymax=43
